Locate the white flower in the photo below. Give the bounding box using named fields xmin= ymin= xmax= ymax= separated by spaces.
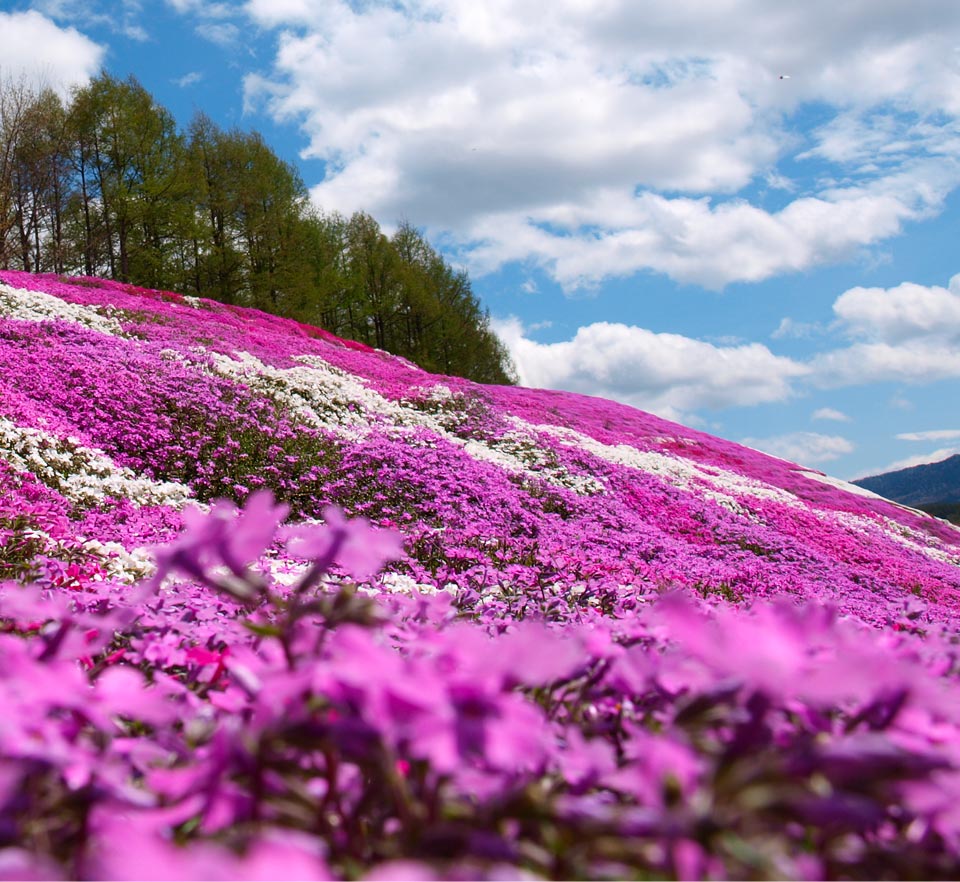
xmin=0 ymin=417 xmax=193 ymax=509
xmin=0 ymin=282 xmax=124 ymax=336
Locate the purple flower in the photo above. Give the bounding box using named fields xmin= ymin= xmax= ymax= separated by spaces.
xmin=150 ymin=491 xmax=289 ymax=598
xmin=284 ymin=506 xmax=403 ymax=582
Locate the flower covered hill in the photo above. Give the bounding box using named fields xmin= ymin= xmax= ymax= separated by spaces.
xmin=3 ymin=271 xmax=960 ymax=881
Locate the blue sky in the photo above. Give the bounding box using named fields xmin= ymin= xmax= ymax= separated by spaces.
xmin=3 ymin=0 xmax=960 ymax=481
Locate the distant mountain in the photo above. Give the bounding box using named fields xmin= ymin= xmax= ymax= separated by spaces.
xmin=853 ymin=453 xmax=960 ymax=507
xmin=918 ymin=501 xmax=960 ymax=526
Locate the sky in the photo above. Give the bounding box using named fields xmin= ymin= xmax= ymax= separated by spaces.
xmin=2 ymin=0 xmax=960 ymax=481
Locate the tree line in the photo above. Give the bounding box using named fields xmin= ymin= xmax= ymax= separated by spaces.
xmin=0 ymin=72 xmax=516 ymax=384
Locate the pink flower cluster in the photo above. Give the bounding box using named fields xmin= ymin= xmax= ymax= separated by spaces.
xmin=2 ymin=270 xmax=960 ymax=880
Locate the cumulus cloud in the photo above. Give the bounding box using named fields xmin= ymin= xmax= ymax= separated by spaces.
xmin=491 ymin=268 xmax=960 ymax=421
xmin=0 ymin=10 xmax=104 ymax=92
xmin=459 ymin=186 xmax=922 ymax=289
xmin=740 ymin=432 xmax=855 ymax=466
xmin=812 ymin=341 xmax=960 ymax=387
xmin=832 ymin=273 xmax=960 ymax=343
xmin=812 ymin=273 xmax=960 ymax=386
xmin=492 ymin=316 xmax=807 ymax=418
xmin=238 ymin=0 xmax=960 ymax=288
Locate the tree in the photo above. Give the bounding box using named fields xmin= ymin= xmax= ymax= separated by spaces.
xmin=4 ymin=87 xmax=71 ymax=273
xmin=0 ymin=74 xmax=37 ymax=267
xmin=185 ymin=116 xmax=315 ymax=310
xmin=0 ymin=73 xmax=517 ymax=386
xmin=68 ymin=72 xmax=190 ymax=286
xmin=389 ymin=220 xmax=517 ymax=383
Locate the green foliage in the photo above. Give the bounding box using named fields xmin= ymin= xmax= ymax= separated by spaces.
xmin=283 ymin=212 xmax=517 ymax=385
xmin=0 ymin=73 xmax=517 ymax=386
xmin=0 ymin=513 xmax=46 ymax=582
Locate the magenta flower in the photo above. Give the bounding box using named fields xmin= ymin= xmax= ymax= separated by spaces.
xmin=150 ymin=491 xmax=289 ymax=598
xmin=284 ymin=506 xmax=403 ymax=583
xmin=4 ymin=270 xmax=960 ymax=879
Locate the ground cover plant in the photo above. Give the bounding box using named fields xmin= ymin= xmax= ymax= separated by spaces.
xmin=2 ymin=269 xmax=960 ymax=879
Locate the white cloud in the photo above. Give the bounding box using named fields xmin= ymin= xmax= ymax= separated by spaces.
xmin=166 ymin=0 xmax=240 ymax=46
xmin=740 ymin=432 xmax=855 ymax=466
xmin=832 ymin=273 xmax=960 ymax=343
xmin=457 ymin=185 xmax=927 ymax=290
xmin=196 ymin=22 xmax=240 ymax=46
xmin=0 ymin=11 xmax=104 ymax=92
xmin=31 ymin=0 xmax=147 ymax=44
xmin=174 ymin=71 xmax=203 ymax=88
xmin=812 ymin=407 xmax=851 ymax=422
xmin=890 ymin=392 xmax=915 ymax=411
xmin=489 ymin=267 xmax=960 ymax=420
xmin=896 ymin=429 xmax=960 ymax=442
xmin=764 ymin=171 xmax=796 ymax=192
xmin=239 ymin=0 xmax=960 ymax=289
xmin=811 ymin=273 xmax=960 ymax=386
xmin=492 ymin=315 xmax=807 ymax=418
xmin=167 ymin=0 xmax=234 ymax=14
xmin=812 ymin=340 xmax=960 ymax=387
xmin=772 ymin=317 xmax=826 ymax=339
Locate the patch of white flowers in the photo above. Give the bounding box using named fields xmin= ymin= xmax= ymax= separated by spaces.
xmin=212 ymin=351 xmax=374 ymax=437
xmin=396 ymin=386 xmax=606 ymax=494
xmin=472 ymin=426 xmax=606 ymax=496
xmin=214 ymin=352 xmax=605 ymax=495
xmin=259 ymin=547 xmax=451 ymax=597
xmin=420 ymin=384 xmax=454 ymax=402
xmin=0 ymin=417 xmax=193 ymax=509
xmin=815 ymin=508 xmax=960 ymax=567
xmin=527 ymin=421 xmax=804 ymax=513
xmin=76 ymin=538 xmax=157 ymax=583
xmin=375 ymin=572 xmax=457 ymax=596
xmin=0 ymin=281 xmax=124 ymax=336
xmin=800 ymin=472 xmax=960 ymax=562
xmin=877 ymin=515 xmax=960 ymax=566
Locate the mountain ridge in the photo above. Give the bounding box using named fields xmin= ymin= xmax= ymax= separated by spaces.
xmin=853 ymin=453 xmax=960 ymax=507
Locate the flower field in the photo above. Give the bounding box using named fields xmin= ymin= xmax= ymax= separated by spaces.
xmin=3 ymin=269 xmax=960 ymax=879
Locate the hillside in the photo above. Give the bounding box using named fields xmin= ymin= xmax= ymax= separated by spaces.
xmin=3 ymin=270 xmax=960 ymax=880
xmin=854 ymin=454 xmax=960 ymax=507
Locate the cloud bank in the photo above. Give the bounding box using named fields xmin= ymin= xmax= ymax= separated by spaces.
xmin=242 ymin=0 xmax=960 ymax=289
xmin=492 ymin=316 xmax=807 ymax=421
xmin=496 ymin=272 xmax=960 ymax=422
